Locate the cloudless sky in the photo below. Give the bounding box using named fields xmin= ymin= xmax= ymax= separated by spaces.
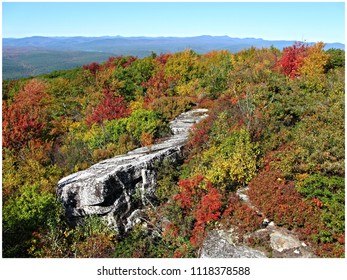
xmin=2 ymin=1 xmax=345 ymax=43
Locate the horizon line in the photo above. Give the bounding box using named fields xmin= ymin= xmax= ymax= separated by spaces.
xmin=3 ymin=35 xmax=345 ymax=45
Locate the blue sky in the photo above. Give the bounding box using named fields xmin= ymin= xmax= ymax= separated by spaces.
xmin=2 ymin=2 xmax=345 ymax=43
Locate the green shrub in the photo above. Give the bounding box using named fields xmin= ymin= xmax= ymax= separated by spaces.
xmin=155 ymin=159 xmax=181 ymax=203
xmin=297 ymin=174 xmax=345 ymax=236
xmin=126 ymin=109 xmax=169 ymax=142
xmin=150 ymin=96 xmax=194 ymax=121
xmin=113 ymin=224 xmax=190 ymax=258
xmin=3 ymin=184 xmax=57 ymax=257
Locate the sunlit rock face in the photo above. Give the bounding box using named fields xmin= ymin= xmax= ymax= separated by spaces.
xmin=57 ymin=109 xmax=208 ymax=230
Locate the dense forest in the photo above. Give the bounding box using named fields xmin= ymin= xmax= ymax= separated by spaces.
xmin=2 ymin=42 xmax=345 ymax=258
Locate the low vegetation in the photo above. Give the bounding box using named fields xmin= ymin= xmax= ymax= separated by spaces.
xmin=2 ymin=43 xmax=344 ymax=257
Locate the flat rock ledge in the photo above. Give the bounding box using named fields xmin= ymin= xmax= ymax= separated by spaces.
xmin=201 ymin=225 xmax=315 ymax=258
xmin=201 ymin=229 xmax=267 ymax=258
xmin=57 ymin=109 xmax=208 ymax=230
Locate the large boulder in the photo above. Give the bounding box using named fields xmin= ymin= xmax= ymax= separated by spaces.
xmin=57 ymin=109 xmax=208 ymax=230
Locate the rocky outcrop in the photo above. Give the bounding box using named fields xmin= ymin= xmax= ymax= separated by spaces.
xmin=238 ymin=185 xmax=316 ymax=258
xmin=57 ymin=109 xmax=208 ymax=230
xmin=201 ymin=229 xmax=267 ymax=258
xmin=201 ymin=221 xmax=315 ymax=258
xmin=202 ymin=186 xmax=316 ymax=258
xmin=242 ymin=224 xmax=315 ymax=258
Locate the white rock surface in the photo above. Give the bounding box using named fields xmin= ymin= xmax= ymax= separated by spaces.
xmin=270 ymin=230 xmax=302 ymax=252
xmin=57 ymin=109 xmax=208 ymax=229
xmin=201 ymin=229 xmax=267 ymax=258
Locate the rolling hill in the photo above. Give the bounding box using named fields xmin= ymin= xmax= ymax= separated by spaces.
xmin=3 ymin=35 xmax=344 ymax=80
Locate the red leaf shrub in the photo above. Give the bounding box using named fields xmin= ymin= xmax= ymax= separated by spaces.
xmin=143 ymin=70 xmax=178 ymax=101
xmin=194 ymin=184 xmax=222 ymax=224
xmin=155 ymin=53 xmax=172 ymax=65
xmin=2 ymin=79 xmax=49 ymax=151
xmin=221 ymin=193 xmax=263 ymax=235
xmin=314 ymin=243 xmax=345 ymax=258
xmin=248 ymin=170 xmax=322 ymax=231
xmin=83 ymin=62 xmax=100 ymax=76
xmin=121 ymin=56 xmax=137 ymax=68
xmin=247 ymin=168 xmax=345 ymax=257
xmin=191 ymin=183 xmax=222 ymax=246
xmin=162 ymin=223 xmax=179 ymax=241
xmin=174 ymin=175 xmax=205 ymax=211
xmin=277 ymin=42 xmax=308 ymax=79
xmin=86 ymin=90 xmax=130 ymax=126
xmin=103 ymin=56 xmax=118 ymax=70
xmin=185 ymin=116 xmax=213 ymax=159
xmin=174 ymin=176 xmax=223 ymax=247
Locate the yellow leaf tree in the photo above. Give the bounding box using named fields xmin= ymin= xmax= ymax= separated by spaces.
xmin=299 ymin=42 xmax=330 ymax=89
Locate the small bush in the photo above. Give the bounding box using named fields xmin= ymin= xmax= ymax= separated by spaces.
xmin=126 ymin=109 xmax=169 ymax=143
xmin=155 ymin=159 xmax=180 ymax=203
xmin=297 ymin=174 xmax=345 ymax=237
xmin=221 ymin=193 xmax=263 ymax=235
xmin=3 ymin=184 xmax=57 ymax=257
xmin=148 ymin=96 xmax=194 ymax=121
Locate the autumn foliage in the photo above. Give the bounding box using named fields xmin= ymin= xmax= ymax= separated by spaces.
xmin=86 ymin=89 xmax=130 ymax=125
xmin=2 ymin=43 xmax=344 ymax=258
xmin=83 ymin=62 xmax=100 ymax=76
xmin=277 ymin=42 xmax=307 ymax=78
xmin=173 ymin=176 xmax=223 ymax=247
xmin=191 ymin=184 xmax=222 ymax=246
xmin=2 ymin=79 xmax=50 ymax=151
xmin=247 ymin=163 xmax=343 ymax=257
xmin=221 ymin=193 xmax=263 ymax=235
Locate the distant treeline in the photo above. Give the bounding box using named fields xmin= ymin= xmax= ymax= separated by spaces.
xmin=3 ymin=36 xmax=344 ymax=80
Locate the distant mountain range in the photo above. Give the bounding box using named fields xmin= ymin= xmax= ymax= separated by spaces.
xmin=3 ymin=35 xmax=345 ymax=80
